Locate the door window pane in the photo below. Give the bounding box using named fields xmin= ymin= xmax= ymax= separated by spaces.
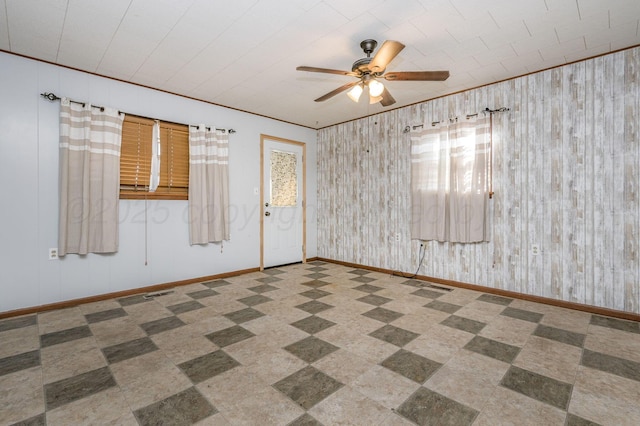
xmin=270 ymin=150 xmax=297 ymax=206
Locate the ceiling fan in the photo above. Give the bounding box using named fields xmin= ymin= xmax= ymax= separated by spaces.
xmin=296 ymin=39 xmax=449 ymax=107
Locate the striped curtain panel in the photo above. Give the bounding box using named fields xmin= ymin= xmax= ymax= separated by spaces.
xmin=410 ymin=115 xmax=491 ymax=243
xmin=188 ymin=126 xmax=230 ymax=244
xmin=58 ymin=98 xmax=124 ymax=255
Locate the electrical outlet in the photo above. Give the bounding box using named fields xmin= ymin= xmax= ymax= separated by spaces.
xmin=49 ymin=248 xmax=59 ymax=260
xmin=531 ymin=244 xmax=540 ymax=256
xmin=395 ymin=233 xmax=400 ymax=242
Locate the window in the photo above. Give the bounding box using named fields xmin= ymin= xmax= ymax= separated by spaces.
xmin=119 ymin=115 xmax=189 ymax=200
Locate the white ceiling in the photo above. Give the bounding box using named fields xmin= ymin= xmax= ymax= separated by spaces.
xmin=2 ymin=0 xmax=639 ymax=129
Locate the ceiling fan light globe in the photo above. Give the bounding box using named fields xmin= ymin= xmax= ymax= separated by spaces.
xmin=368 ymin=79 xmax=384 ymax=97
xmin=369 ymin=94 xmax=383 ymax=104
xmin=347 ymin=83 xmax=363 ymax=102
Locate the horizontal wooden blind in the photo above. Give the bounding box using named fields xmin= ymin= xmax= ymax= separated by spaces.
xmin=120 ymin=115 xmax=189 ymax=200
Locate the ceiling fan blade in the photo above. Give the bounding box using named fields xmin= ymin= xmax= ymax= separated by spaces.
xmin=296 ymin=66 xmax=357 ymax=76
xmin=368 ymin=40 xmax=405 ymax=73
xmin=314 ymin=81 xmax=360 ymax=102
xmin=380 ymin=88 xmax=396 ymax=107
xmin=383 ymin=71 xmax=450 ymax=81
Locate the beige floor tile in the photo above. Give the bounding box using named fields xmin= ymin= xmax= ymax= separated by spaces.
xmin=479 ymin=315 xmax=538 ymax=347
xmin=390 ymin=309 xmax=450 ymax=335
xmin=569 ymin=365 xmax=640 ymax=425
xmin=194 ymin=411 xmax=232 ymax=425
xmin=244 ymin=348 xmax=308 ymax=384
xmin=37 ymin=307 xmax=87 ymax=335
xmin=454 ymin=300 xmax=506 ymax=323
xmin=512 ymin=335 xmax=582 ymax=383
xmin=150 ymin=326 xmax=218 ymax=365
xmin=474 ymin=386 xmax=566 ymax=426
xmin=197 ymin=366 xmax=269 ymax=410
xmin=351 ymin=365 xmax=420 ymax=409
xmin=425 ymin=349 xmax=509 ymax=410
xmin=89 ymin=316 xmax=147 ymax=348
xmin=41 ymin=336 xmax=106 ymax=384
xmin=187 ymin=315 xmax=237 ymax=336
xmin=435 ymin=288 xmax=482 ymax=306
xmin=0 ymin=325 xmax=40 ymax=358
xmin=78 ymin=299 xmax=122 ymax=315
xmin=404 ymin=324 xmax=474 ymax=364
xmin=345 ymin=334 xmax=398 ymax=364
xmin=0 ymin=367 xmax=44 ymax=425
xmin=584 ymin=325 xmax=640 ymax=363
xmin=122 ymin=300 xmax=173 ymax=323
xmin=539 ymin=308 xmax=591 ymax=334
xmin=309 ymin=386 xmax=392 ymax=425
xmin=45 ymin=387 xmax=138 ymax=426
xmin=312 ymin=349 xmax=376 ymax=386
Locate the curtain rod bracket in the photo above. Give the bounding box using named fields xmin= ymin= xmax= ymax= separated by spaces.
xmin=41 ymin=92 xmax=61 ymax=102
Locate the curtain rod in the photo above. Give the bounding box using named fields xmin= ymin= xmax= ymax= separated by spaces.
xmin=403 ymin=107 xmax=510 ymax=133
xmin=40 ymin=92 xmax=236 ymax=134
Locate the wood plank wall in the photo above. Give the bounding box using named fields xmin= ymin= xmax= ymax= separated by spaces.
xmin=317 ymin=47 xmax=640 ymax=314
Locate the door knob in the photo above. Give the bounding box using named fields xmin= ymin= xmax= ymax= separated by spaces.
xmin=265 ymin=211 xmax=271 ymax=216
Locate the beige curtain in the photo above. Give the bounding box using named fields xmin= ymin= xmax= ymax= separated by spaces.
xmin=410 ymin=115 xmax=491 ymax=242
xmin=58 ymin=98 xmax=124 ymax=255
xmin=188 ymin=126 xmax=230 ymax=244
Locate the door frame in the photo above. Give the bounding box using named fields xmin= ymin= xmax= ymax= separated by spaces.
xmin=260 ymin=134 xmax=307 ymax=270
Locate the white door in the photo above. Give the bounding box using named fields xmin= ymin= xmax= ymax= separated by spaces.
xmin=261 ymin=137 xmax=305 ymax=268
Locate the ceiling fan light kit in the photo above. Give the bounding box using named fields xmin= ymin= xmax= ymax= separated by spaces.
xmin=296 ymin=39 xmax=450 ymax=107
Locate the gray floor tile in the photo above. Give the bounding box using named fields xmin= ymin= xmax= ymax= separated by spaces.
xmin=284 ymin=336 xmax=339 ymax=363
xmin=476 ymin=294 xmax=513 ymax=306
xmin=441 ymin=315 xmax=486 ymax=334
xmin=347 ymin=269 xmax=371 ymax=276
xmin=357 ymin=294 xmax=392 ymax=306
xmin=85 ymin=308 xmax=128 ymax=324
xmin=102 ymin=337 xmax=158 ymax=364
xmin=40 ymin=325 xmax=92 ymax=348
xmin=411 ymin=288 xmax=444 ymax=299
xmin=224 ymin=307 xmax=265 ymax=323
xmin=369 ymin=325 xmax=419 ymax=347
xmin=299 ymin=289 xmax=331 ymax=299
xmin=206 ymin=325 xmax=255 ymax=347
xmin=117 ymin=294 xmax=150 ymax=306
xmin=295 ymin=300 xmax=333 ymax=314
xmin=534 ymin=324 xmax=585 ymax=347
xmin=425 ymin=300 xmax=462 ymax=314
xmin=362 ymin=307 xmax=404 ymax=323
xmin=590 ymin=315 xmax=640 ymax=334
xmin=44 ymin=366 xmax=116 ymax=410
xmin=306 ymin=266 xmax=328 ymax=273
xmin=167 ymin=300 xmax=205 ymax=315
xmin=397 ymin=387 xmax=479 ymax=425
xmin=10 ymin=413 xmax=46 ymax=426
xmin=262 ymin=268 xmax=287 ymax=275
xmin=288 ymin=413 xmax=324 ymax=426
xmin=273 ymin=366 xmax=343 ymax=409
xmin=256 ymin=276 xmax=283 ymax=284
xmin=464 ymin=335 xmax=520 ymax=363
xmin=0 ymin=315 xmax=37 ymax=332
xmin=203 ymin=279 xmax=232 ymax=288
xmin=291 ymin=316 xmax=336 ymax=334
xmin=134 ymin=386 xmax=217 ymax=425
xmin=187 ymin=289 xmax=219 ymax=299
xmin=500 ymin=307 xmax=544 ymax=323
xmin=352 ymin=284 xmax=384 ymax=293
xmin=0 ymin=350 xmax=40 ymax=377
xmin=381 ymin=349 xmax=442 ymax=383
xmin=402 ymin=279 xmax=426 ymax=287
xmin=500 ymin=366 xmax=573 ymax=410
xmin=248 ymin=284 xmax=279 ymax=293
xmin=140 ymin=316 xmax=185 ymax=335
xmin=581 ymin=349 xmax=640 ymax=382
xmin=237 ymin=294 xmax=272 ymax=306
xmin=178 ymin=350 xmax=240 ymax=383
xmin=566 ymin=413 xmax=602 ymax=426
xmin=305 ymin=273 xmax=330 ymax=280
xmin=350 ymin=276 xmax=376 ymax=283
xmin=301 ymin=280 xmax=331 ymax=288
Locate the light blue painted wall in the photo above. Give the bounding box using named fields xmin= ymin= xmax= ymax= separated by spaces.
xmin=0 ymin=52 xmax=317 ymax=313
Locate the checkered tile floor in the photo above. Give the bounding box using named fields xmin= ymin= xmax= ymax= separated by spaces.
xmin=2 ymin=261 xmax=640 ymax=425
